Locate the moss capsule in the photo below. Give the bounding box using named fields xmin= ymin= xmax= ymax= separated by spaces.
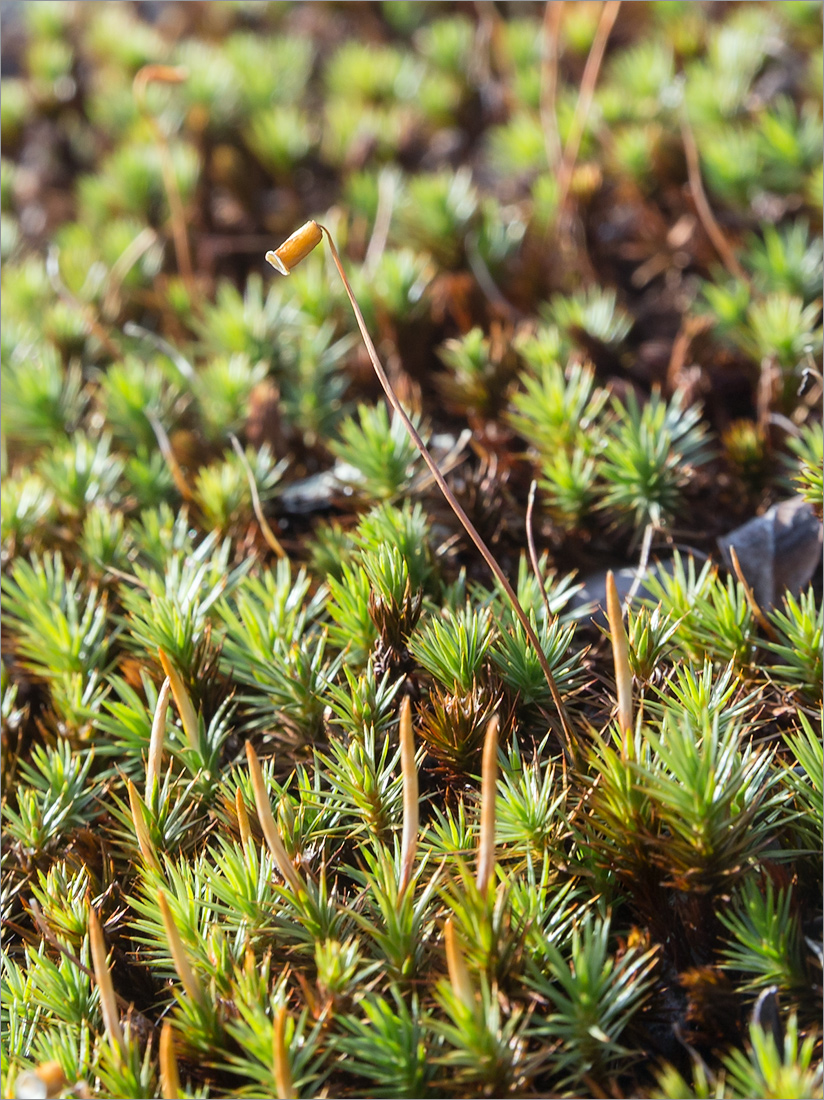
xmin=265 ymin=220 xmax=323 ymax=275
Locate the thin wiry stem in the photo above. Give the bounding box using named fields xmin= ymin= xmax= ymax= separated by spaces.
xmin=307 ymin=224 xmax=579 ymax=762
xmin=554 ymin=0 xmax=621 ymax=220
xmin=124 ymin=321 xmax=195 ymax=380
xmin=540 ymin=1 xmax=564 ymax=173
xmin=606 ymin=571 xmax=633 ymax=758
xmin=363 ymin=167 xmax=398 ymax=274
xmin=624 ymin=521 xmax=655 ymax=611
xmin=27 ymin=900 xmax=128 ymax=1015
xmin=102 ymin=226 xmax=159 ymax=320
xmin=526 ymin=479 xmax=555 ymax=627
xmin=465 ymin=230 xmax=520 ymax=320
xmin=148 ymin=412 xmax=193 ymax=503
xmin=728 ymin=544 xmax=777 ymax=641
xmin=680 ymin=106 xmax=748 ymax=283
xmin=133 ymin=65 xmax=196 ymax=297
xmin=229 ymin=432 xmax=287 ymax=559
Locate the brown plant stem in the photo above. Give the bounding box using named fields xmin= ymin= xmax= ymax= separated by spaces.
xmin=444 ymin=918 xmax=474 ymax=1010
xmin=26 ymin=901 xmax=123 ymax=1014
xmin=624 ymin=520 xmax=655 ymax=610
xmin=476 ymin=715 xmax=499 ymax=896
xmin=229 ymin=433 xmax=287 ymax=559
xmin=363 ymin=167 xmax=398 ymax=274
xmin=398 ymin=696 xmax=419 ymax=898
xmin=526 ymin=479 xmax=555 ymax=627
xmin=245 ymin=742 xmax=306 ymax=896
xmin=273 ymin=1005 xmax=294 ymax=1100
xmin=102 ymin=225 xmax=159 ymax=319
xmin=46 ymin=247 xmax=122 ymax=361
xmin=554 ymin=0 xmax=621 ymax=220
xmin=89 ymin=908 xmax=128 ymax=1061
xmin=728 ymin=544 xmax=777 ymax=642
xmin=158 ymin=648 xmax=199 ymax=751
xmin=540 ymin=1 xmax=564 ymax=173
xmin=133 ymin=65 xmax=196 ymax=298
xmin=159 ymin=1022 xmax=181 ymax=1100
xmin=605 ymin=570 xmax=633 ymax=758
xmin=128 ymin=779 xmax=162 ymax=873
xmin=147 ymin=412 xmax=194 ymax=503
xmin=157 ymin=891 xmax=206 ymax=1009
xmin=679 ymin=107 xmax=748 ymax=283
xmin=236 ymin=786 xmax=253 ymax=849
xmin=303 ymin=224 xmax=579 ymax=762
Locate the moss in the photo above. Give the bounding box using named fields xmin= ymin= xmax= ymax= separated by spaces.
xmin=1 ymin=3 xmax=822 ymax=1098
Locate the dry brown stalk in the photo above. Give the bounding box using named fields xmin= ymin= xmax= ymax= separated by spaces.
xmin=133 ymin=65 xmax=195 ymax=295
xmin=554 ymin=1 xmax=622 ymax=219
xmin=89 ymin=909 xmax=128 ymax=1061
xmin=540 ymin=1 xmax=565 ymax=173
xmin=398 ymin=696 xmax=419 ymax=897
xmin=476 ymin=715 xmax=499 ymax=896
xmin=159 ymin=1021 xmax=182 ymax=1100
xmin=157 ymin=891 xmax=206 ymax=1009
xmin=245 ymin=742 xmax=306 ymax=896
xmin=266 ymin=223 xmax=580 ymax=762
xmin=679 ymin=107 xmax=748 ymax=283
xmin=605 ymin=570 xmax=633 ymax=757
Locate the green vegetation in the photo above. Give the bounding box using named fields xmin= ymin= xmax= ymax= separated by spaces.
xmin=1 ymin=2 xmax=821 ymax=1099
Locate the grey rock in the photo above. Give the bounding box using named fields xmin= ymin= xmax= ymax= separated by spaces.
xmin=717 ymin=496 xmax=822 ymax=609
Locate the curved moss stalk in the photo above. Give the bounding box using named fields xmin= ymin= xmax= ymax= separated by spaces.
xmin=266 ymin=222 xmax=579 ymax=761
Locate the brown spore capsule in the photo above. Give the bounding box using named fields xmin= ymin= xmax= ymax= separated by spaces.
xmin=265 ymin=220 xmax=323 ymax=275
